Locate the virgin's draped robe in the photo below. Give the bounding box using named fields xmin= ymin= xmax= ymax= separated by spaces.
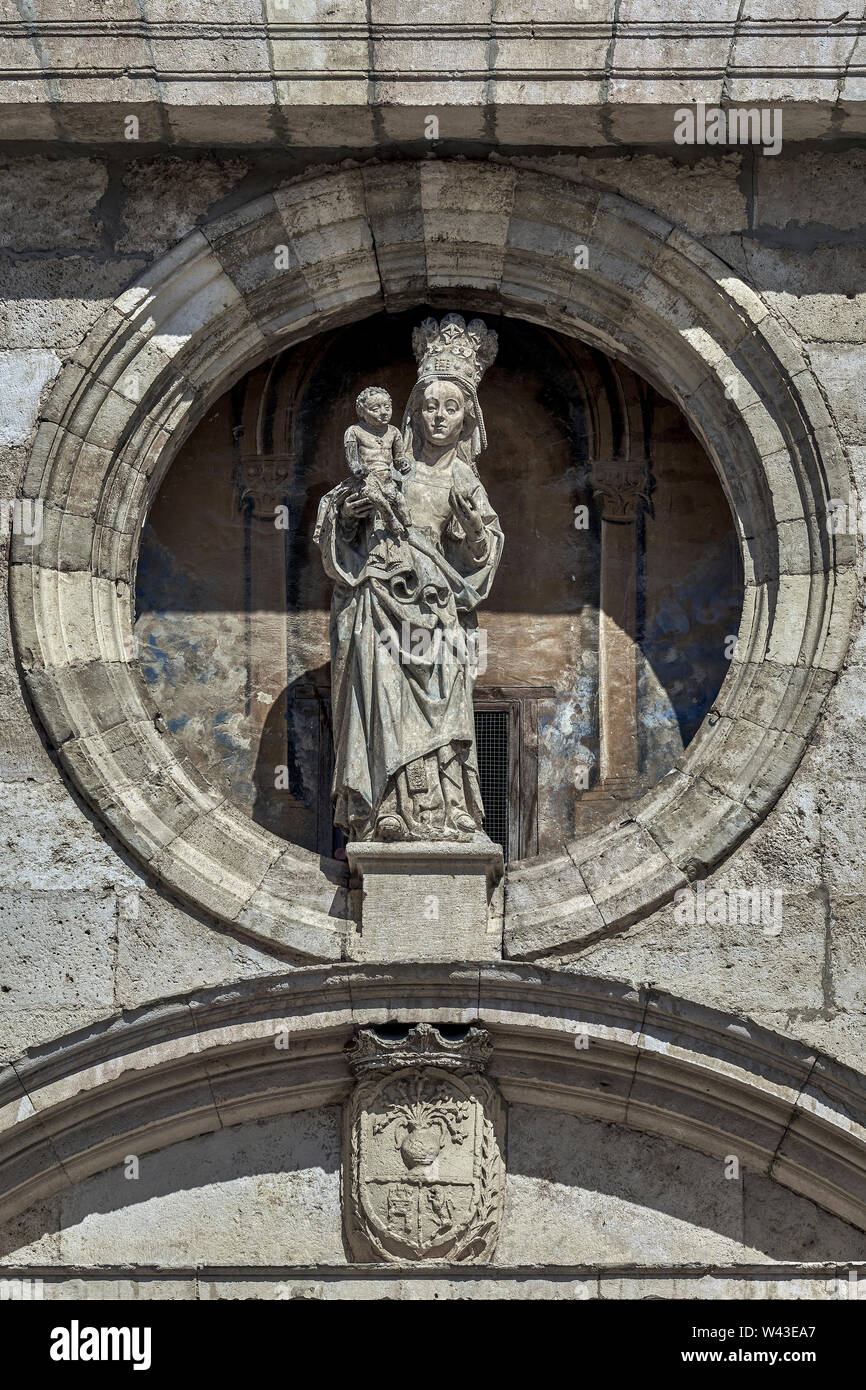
xmin=314 ymin=453 xmax=503 ymax=840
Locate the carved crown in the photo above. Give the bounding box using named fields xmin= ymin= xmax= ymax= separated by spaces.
xmin=346 ymin=1022 xmax=493 ymax=1076
xmin=411 ymin=314 xmax=498 ymax=389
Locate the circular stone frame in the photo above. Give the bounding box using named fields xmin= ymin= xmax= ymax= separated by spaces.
xmin=10 ymin=159 xmax=855 ymax=961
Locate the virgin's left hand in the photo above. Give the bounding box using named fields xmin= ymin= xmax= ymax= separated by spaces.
xmin=449 ymin=488 xmax=484 ymax=540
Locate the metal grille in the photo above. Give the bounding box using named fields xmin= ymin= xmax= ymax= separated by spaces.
xmin=474 ymin=709 xmax=509 ymax=854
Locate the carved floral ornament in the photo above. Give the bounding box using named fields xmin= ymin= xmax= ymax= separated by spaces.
xmin=589 ymin=459 xmax=654 ymax=523
xmin=10 ymin=161 xmax=852 ymax=961
xmin=343 ymin=1024 xmax=505 ymax=1263
xmin=237 ymin=452 xmax=295 ymax=517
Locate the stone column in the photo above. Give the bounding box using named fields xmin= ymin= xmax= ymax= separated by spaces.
xmin=238 ymin=453 xmax=293 ymax=812
xmin=587 ymin=459 xmax=652 ymax=801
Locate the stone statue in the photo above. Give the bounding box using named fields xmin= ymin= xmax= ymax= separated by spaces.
xmin=341 ymin=385 xmax=411 ymax=538
xmin=314 ymin=314 xmax=503 ymax=843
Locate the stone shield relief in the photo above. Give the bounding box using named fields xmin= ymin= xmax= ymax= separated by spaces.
xmin=343 ymin=1024 xmax=505 ymax=1263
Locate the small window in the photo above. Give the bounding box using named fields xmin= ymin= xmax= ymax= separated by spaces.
xmin=299 ymin=684 xmax=552 ymax=862
xmin=473 ymin=686 xmax=554 ymax=863
xmin=474 ymin=709 xmax=510 ymax=854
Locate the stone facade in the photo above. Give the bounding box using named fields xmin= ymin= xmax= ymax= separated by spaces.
xmin=1 ymin=2 xmax=866 ymax=1300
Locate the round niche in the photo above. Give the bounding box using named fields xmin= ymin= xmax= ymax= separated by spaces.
xmin=135 ymin=309 xmax=742 ymax=866
xmin=12 ymin=161 xmax=852 ymax=958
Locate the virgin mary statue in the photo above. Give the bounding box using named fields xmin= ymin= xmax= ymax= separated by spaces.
xmin=314 ymin=314 xmax=503 ymax=843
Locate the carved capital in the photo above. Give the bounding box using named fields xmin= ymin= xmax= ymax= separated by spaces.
xmin=343 ymin=1024 xmax=505 ymax=1263
xmin=237 ymin=452 xmax=294 ymax=518
xmin=590 ymin=458 xmax=653 ymax=522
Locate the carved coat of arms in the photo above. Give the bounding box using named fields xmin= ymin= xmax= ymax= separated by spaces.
xmin=343 ymin=1024 xmax=505 ymax=1263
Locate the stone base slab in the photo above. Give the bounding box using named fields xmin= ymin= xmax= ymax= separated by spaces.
xmin=1 ymin=1263 xmax=858 ymax=1301
xmin=346 ymin=837 xmax=504 ymax=962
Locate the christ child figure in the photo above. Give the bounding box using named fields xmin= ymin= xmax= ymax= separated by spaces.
xmin=343 ymin=386 xmax=411 ymax=538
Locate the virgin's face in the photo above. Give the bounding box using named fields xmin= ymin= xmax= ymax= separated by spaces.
xmin=419 ymin=380 xmax=466 ymax=448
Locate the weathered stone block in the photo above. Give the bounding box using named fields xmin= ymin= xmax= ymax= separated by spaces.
xmin=568 ymin=819 xmax=688 ymax=927
xmin=348 ymin=839 xmax=503 ymax=962
xmin=0 ymin=351 xmax=61 ymax=446
xmin=0 ymin=156 xmax=106 ymax=250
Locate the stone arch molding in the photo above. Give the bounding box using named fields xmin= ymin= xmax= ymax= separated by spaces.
xmin=2 ymin=967 xmax=866 ymax=1239
xmin=10 ymin=159 xmax=854 ymax=962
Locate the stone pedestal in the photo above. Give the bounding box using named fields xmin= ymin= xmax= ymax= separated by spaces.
xmin=346 ymin=838 xmax=504 ymax=962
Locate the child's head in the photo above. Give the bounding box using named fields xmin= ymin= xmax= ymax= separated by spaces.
xmin=356 ymin=386 xmax=392 ymax=427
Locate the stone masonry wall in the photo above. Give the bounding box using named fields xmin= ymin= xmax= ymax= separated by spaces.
xmin=5 ymin=1105 xmax=866 ymax=1272
xmin=0 ymin=144 xmax=864 ymax=1075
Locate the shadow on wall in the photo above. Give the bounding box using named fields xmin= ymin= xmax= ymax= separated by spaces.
xmin=251 ymin=662 xmax=341 ymax=854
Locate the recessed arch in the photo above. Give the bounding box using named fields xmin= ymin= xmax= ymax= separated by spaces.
xmin=10 ymin=159 xmax=854 ymax=959
xmin=1 ymin=966 xmax=865 ymax=1239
